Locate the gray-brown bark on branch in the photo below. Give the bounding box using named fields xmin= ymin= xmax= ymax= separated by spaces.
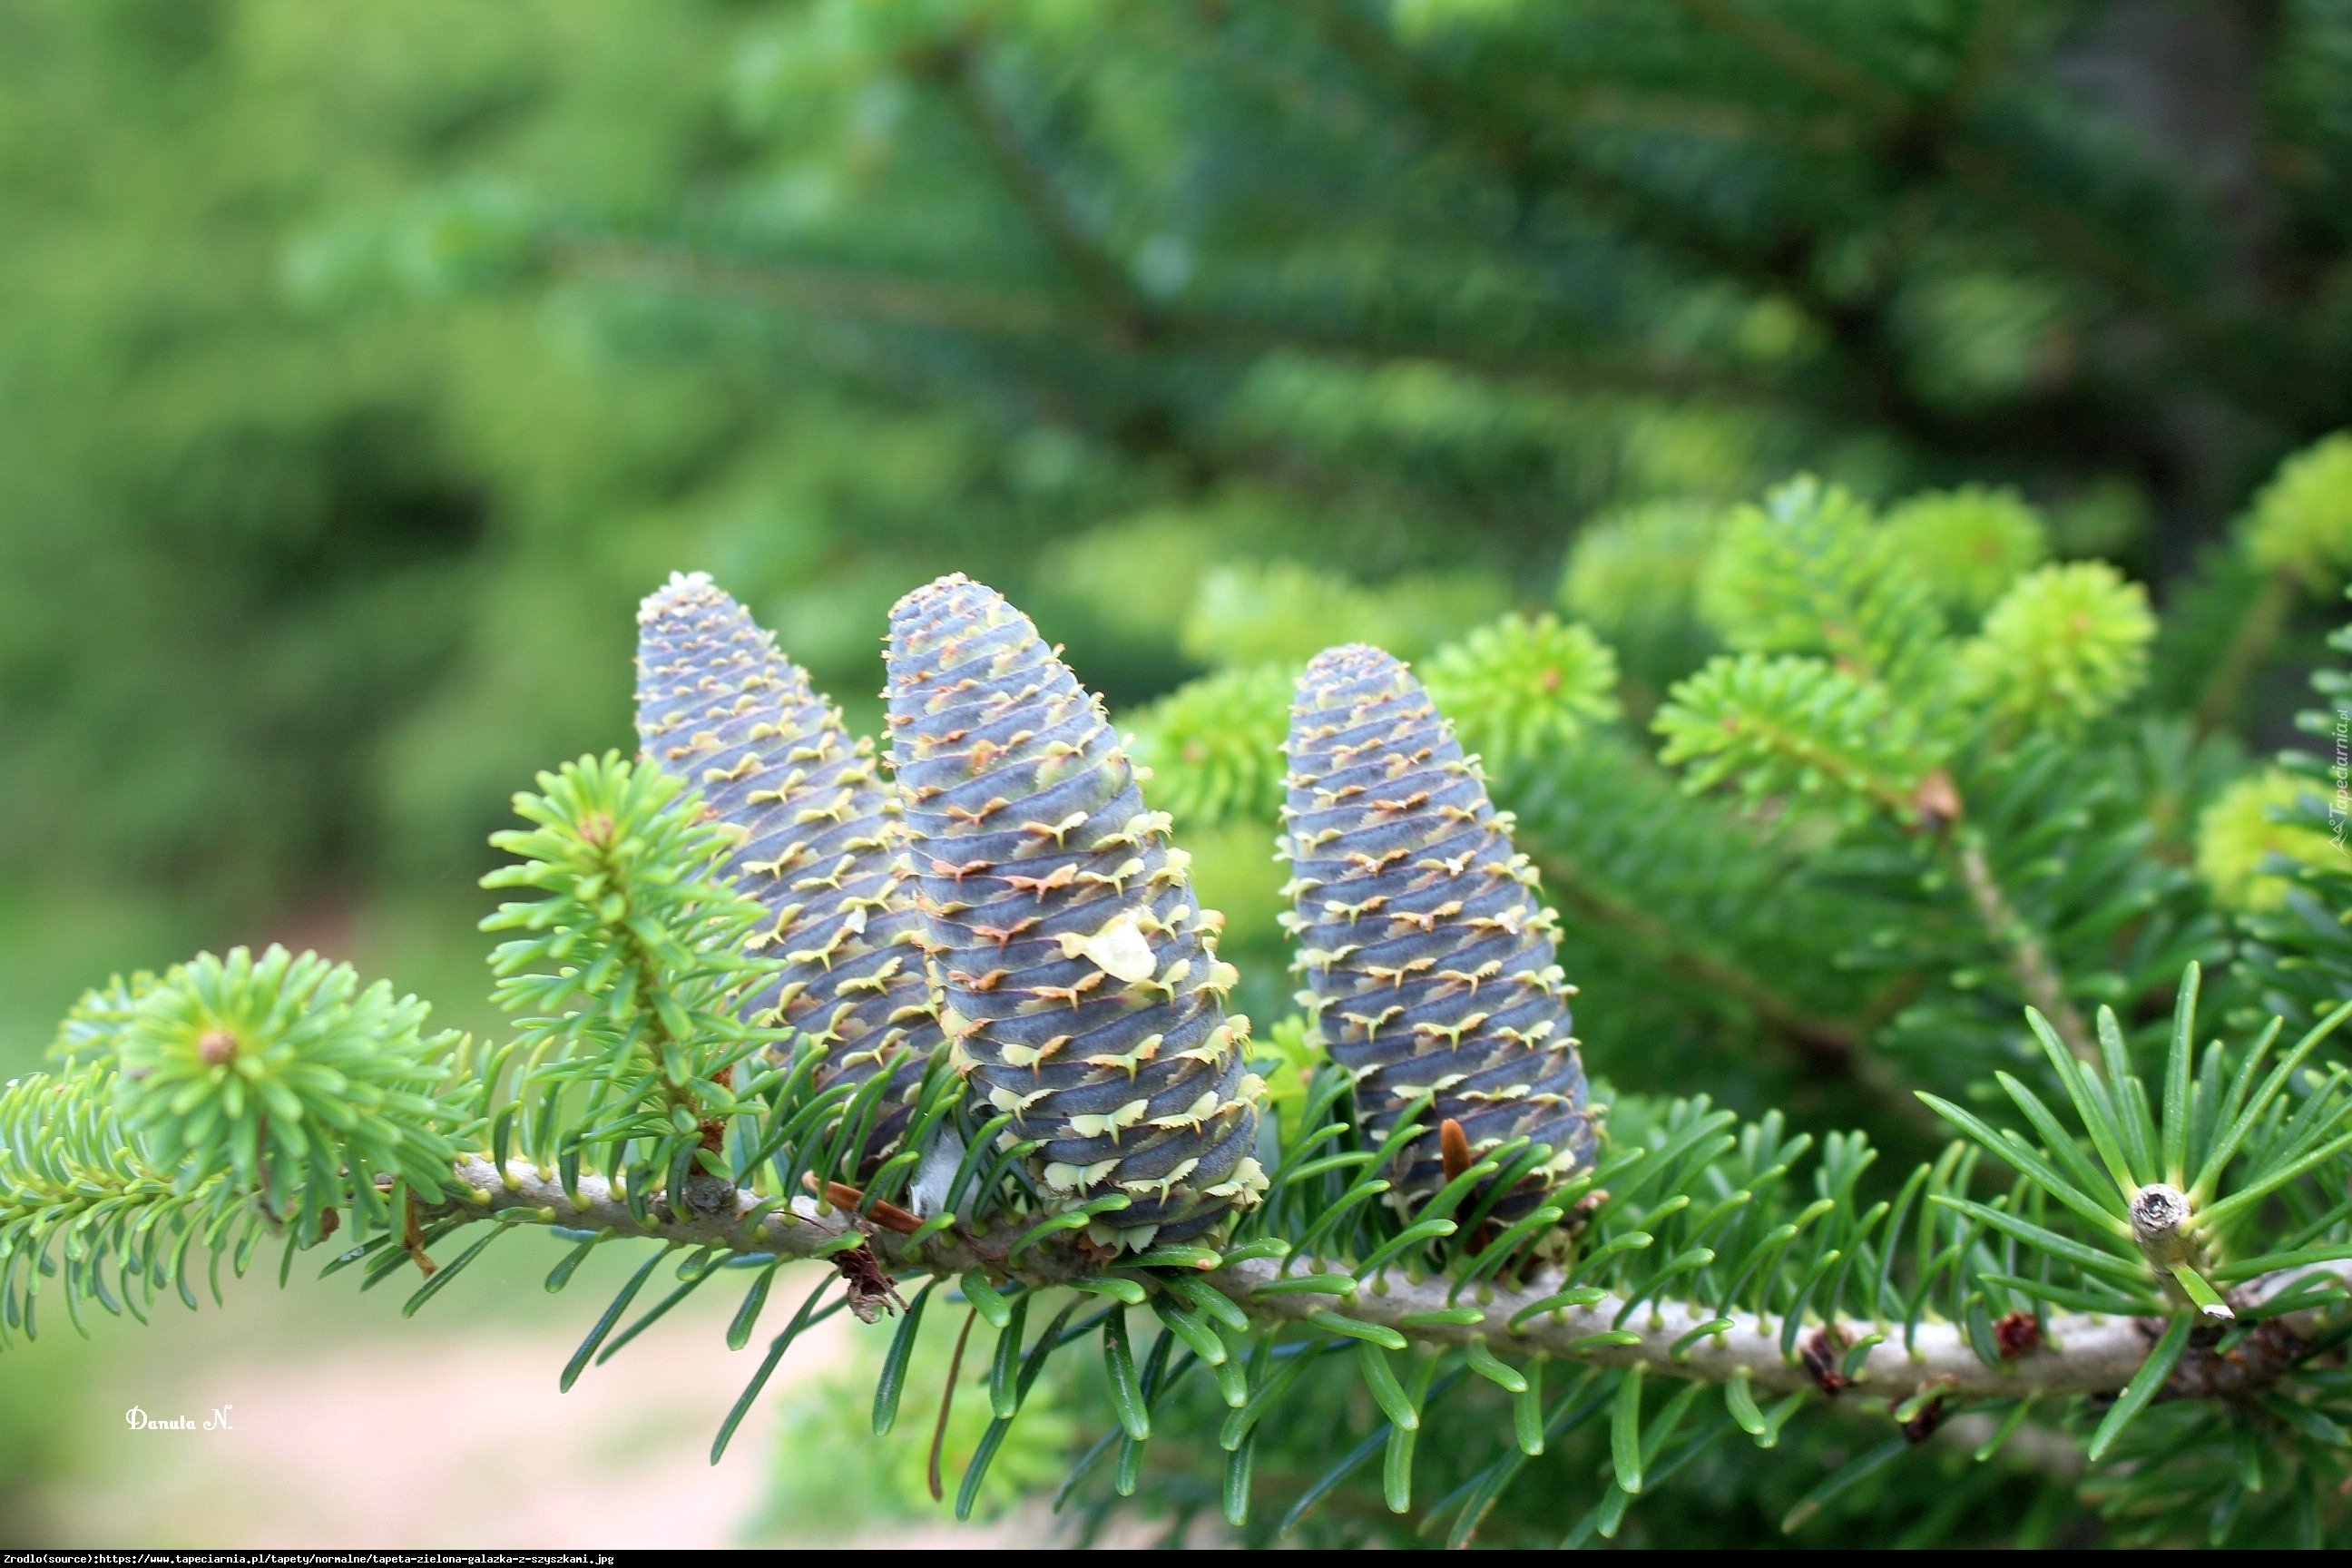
xmin=433 ymin=1156 xmax=2352 ymax=1405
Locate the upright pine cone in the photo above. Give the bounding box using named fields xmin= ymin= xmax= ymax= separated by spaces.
xmin=886 ymin=574 xmax=1266 ymax=1249
xmin=1282 ymin=643 xmax=1598 ymax=1217
xmin=635 ymin=573 xmax=937 ymax=1167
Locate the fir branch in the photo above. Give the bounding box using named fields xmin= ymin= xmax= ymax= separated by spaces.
xmin=545 ymin=235 xmax=1786 ymax=408
xmin=1508 ymin=766 xmax=1871 ymax=1069
xmin=1654 ymin=652 xmax=1931 ymax=821
xmin=24 ymin=538 xmax=2352 ymax=1543
xmin=921 ymin=41 xmax=1161 ymax=344
xmin=1495 ymin=732 xmax=1922 ymax=1105
xmin=1957 ymin=562 xmax=2156 ymax=735
xmin=1661 ymin=0 xmax=2260 ymax=403
xmin=0 ymin=1063 xmax=254 ymax=1347
xmin=426 ymin=1153 xmax=2352 ymax=1403
xmin=1662 ymin=0 xmax=1907 ymax=121
xmin=1540 ymin=862 xmax=1865 ymax=1074
xmin=1533 ymin=849 xmax=1926 ymax=1114
xmin=1282 ymin=0 xmax=1975 ymax=450
xmin=1128 ymin=663 xmax=1293 ymax=828
xmin=1947 ymin=831 xmax=2096 ymax=1063
xmin=2198 ymin=437 xmax=2352 ymax=734
xmin=2191 ymin=567 xmax=2297 ymax=737
xmin=550 ymin=235 xmax=1077 ymax=338
xmin=480 ymin=754 xmax=773 ymax=1210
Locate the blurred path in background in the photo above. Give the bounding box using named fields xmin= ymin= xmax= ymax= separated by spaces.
xmin=36 ymin=1269 xmax=1057 ymax=1549
xmin=55 ymin=1315 xmax=836 ymax=1548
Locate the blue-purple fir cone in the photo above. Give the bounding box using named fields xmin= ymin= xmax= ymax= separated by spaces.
xmin=1282 ymin=643 xmax=1599 ymax=1219
xmin=634 ymin=572 xmax=938 ymax=1169
xmin=884 ymin=573 xmax=1267 ymax=1250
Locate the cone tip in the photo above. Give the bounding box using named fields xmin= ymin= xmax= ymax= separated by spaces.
xmin=887 ymin=571 xmax=989 ymax=622
xmin=1301 ymin=642 xmax=1413 ymax=682
xmin=637 ymin=570 xmax=729 ymax=626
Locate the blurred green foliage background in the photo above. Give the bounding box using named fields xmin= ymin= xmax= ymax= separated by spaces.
xmin=6 ymin=0 xmax=2352 ymax=1544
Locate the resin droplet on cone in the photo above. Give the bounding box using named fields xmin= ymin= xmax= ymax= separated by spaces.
xmin=885 ymin=573 xmax=1265 ymax=1249
xmin=634 ymin=572 xmax=937 ymax=1168
xmin=1282 ymin=642 xmax=1598 ymax=1217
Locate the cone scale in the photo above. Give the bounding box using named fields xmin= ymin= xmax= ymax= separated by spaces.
xmin=635 ymin=573 xmax=937 ymax=1166
xmin=1282 ymin=643 xmax=1598 ymax=1216
xmin=885 ymin=574 xmax=1265 ymax=1249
